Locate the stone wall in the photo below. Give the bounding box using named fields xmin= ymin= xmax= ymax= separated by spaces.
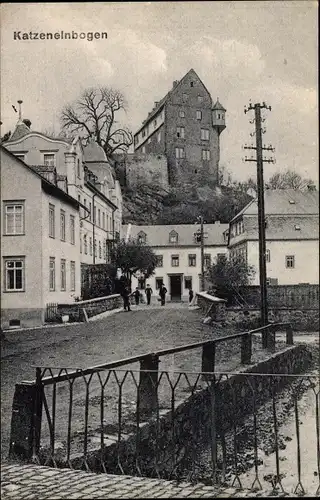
xmin=115 ymin=153 xmax=169 ymax=190
xmin=236 ymin=284 xmax=319 ymax=310
xmin=57 ymin=294 xmax=124 ymax=322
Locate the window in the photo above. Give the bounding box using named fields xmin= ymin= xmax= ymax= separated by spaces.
xmin=80 ymin=231 xmax=82 ymax=253
xmin=198 ymin=95 xmax=203 ymax=103
xmin=286 ymin=255 xmax=295 ymax=268
xmin=4 ymin=257 xmax=25 ymax=291
xmin=15 ymin=154 xmax=25 ymax=161
xmin=148 ymin=138 xmax=151 ymax=144
xmin=142 ymin=146 xmax=146 ymax=154
xmin=98 ymin=209 xmax=101 ymax=227
xmin=138 ymin=231 xmax=146 ymax=244
xmin=184 ymin=276 xmax=192 ymax=290
xmin=179 ymin=110 xmax=185 ymax=118
xmin=84 ymin=234 xmax=88 ymax=254
xmin=70 ymin=215 xmax=75 ymax=244
xmin=157 ymin=131 xmax=161 ymax=143
xmin=102 ymin=212 xmax=105 ymax=229
xmin=201 ymin=128 xmax=210 ymax=140
xmin=94 ymin=239 xmax=97 ymax=257
xmin=204 ymin=254 xmax=212 ymax=269
xmin=190 ymin=81 xmax=194 ymax=87
xmin=4 ymin=201 xmax=24 ymax=235
xmin=182 ymin=93 xmax=188 ymax=101
xmin=142 ymin=130 xmax=146 ymax=138
xmin=154 ymin=119 xmax=157 ymax=128
xmin=89 ymin=237 xmax=93 ymax=255
xmin=156 ymin=277 xmax=164 ymax=290
xmin=60 ymin=259 xmax=66 ymax=290
xmin=77 ymin=159 xmax=81 ymax=178
xmin=103 ymin=241 xmax=106 ymax=260
xmin=70 ymin=261 xmax=76 ymax=291
xmin=99 ymin=241 xmax=102 ymax=258
xmin=202 ymin=149 xmax=210 ymax=161
xmin=43 ymin=153 xmax=55 ymax=167
xmin=196 ymin=110 xmax=202 ymax=120
xmin=169 ymin=231 xmax=178 ymax=243
xmin=188 ymin=254 xmax=196 ymax=267
xmin=176 ymin=127 xmax=185 ymax=139
xmin=49 ymin=257 xmax=55 ymax=291
xmin=94 ymin=207 xmax=96 ymax=224
xmin=89 ymin=202 xmax=92 ymax=221
xmin=217 ymin=253 xmax=226 ymax=261
xmin=49 ymin=204 xmax=55 ymax=238
xmin=171 ymin=255 xmax=179 ymax=267
xmin=156 ymin=255 xmax=163 ymax=267
xmin=60 ymin=210 xmax=66 ymax=241
xmin=266 ymin=249 xmax=270 ymax=263
xmin=175 ymin=147 xmax=185 ymax=159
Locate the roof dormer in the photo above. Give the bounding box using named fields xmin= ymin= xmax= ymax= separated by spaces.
xmin=169 ymin=230 xmax=178 ymax=243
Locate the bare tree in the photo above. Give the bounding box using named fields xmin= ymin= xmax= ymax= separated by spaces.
xmin=267 ymin=170 xmax=316 ymax=191
xmin=60 ymin=87 xmax=133 ymax=158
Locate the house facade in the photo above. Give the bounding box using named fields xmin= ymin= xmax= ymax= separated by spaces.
xmin=228 ymin=189 xmax=319 ymax=285
xmin=133 ymin=69 xmax=226 ymax=187
xmin=1 ymin=146 xmax=81 ymax=328
xmin=125 ymin=223 xmax=229 ymax=301
xmin=4 ymin=122 xmax=123 ymax=294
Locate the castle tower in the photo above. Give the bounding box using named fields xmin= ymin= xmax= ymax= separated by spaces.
xmin=212 ymin=98 xmax=226 ymax=134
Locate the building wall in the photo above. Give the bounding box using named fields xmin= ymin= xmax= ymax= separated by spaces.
xmin=1 ymin=151 xmax=44 ymax=327
xmin=247 ymin=240 xmax=319 ymax=285
xmin=124 ymin=153 xmax=169 ymax=190
xmin=41 ymin=191 xmax=81 ymax=306
xmin=131 ymin=245 xmax=228 ymax=300
xmin=134 ymin=108 xmax=165 ymax=151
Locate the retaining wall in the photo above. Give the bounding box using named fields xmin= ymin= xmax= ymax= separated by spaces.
xmin=57 ymin=294 xmax=125 ymax=322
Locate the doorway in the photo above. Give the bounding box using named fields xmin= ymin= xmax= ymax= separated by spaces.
xmin=169 ymin=274 xmax=182 ymax=301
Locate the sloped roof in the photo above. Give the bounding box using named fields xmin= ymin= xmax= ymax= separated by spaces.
xmin=10 ymin=122 xmax=31 ymax=141
xmin=123 ymin=223 xmax=229 ymax=247
xmin=83 ymin=141 xmax=107 ymax=162
xmin=242 ymin=215 xmax=319 ymax=240
xmin=232 ymin=189 xmax=319 ymax=221
xmin=134 ymin=68 xmax=209 ymax=136
xmin=212 ymin=99 xmax=226 ymax=112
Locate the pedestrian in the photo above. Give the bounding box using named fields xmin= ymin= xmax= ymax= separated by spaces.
xmin=134 ymin=287 xmax=141 ymax=306
xmin=145 ymin=284 xmax=153 ymax=305
xmin=159 ymin=283 xmax=167 ymax=306
xmin=189 ymin=288 xmax=194 ymax=304
xmin=121 ymin=285 xmax=131 ymax=312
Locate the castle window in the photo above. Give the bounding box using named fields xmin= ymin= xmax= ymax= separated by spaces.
xmin=201 ymin=128 xmax=210 ymax=140
xmin=202 ymin=149 xmax=210 ymax=161
xmin=196 ymin=110 xmax=202 ymax=120
xmin=142 ymin=146 xmax=146 ymax=154
xmin=157 ymin=132 xmax=161 ymax=143
xmin=142 ymin=130 xmax=146 ymax=138
xmin=182 ymin=93 xmax=188 ymax=102
xmin=148 ymin=138 xmax=151 ymax=144
xmin=175 ymin=147 xmax=185 ymax=159
xmin=154 ymin=119 xmax=157 ymax=128
xmin=176 ymin=127 xmax=185 ymax=139
xmin=218 ymin=114 xmax=221 ymax=119
xmin=190 ymin=81 xmax=194 ymax=87
xmin=179 ymin=110 xmax=185 ymax=118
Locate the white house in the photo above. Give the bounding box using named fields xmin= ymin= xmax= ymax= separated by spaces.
xmin=124 ymin=223 xmax=229 ymax=301
xmin=228 ymin=189 xmax=319 ymax=285
xmin=4 ymin=118 xmax=123 ymax=293
xmin=1 ymin=146 xmax=81 ymax=328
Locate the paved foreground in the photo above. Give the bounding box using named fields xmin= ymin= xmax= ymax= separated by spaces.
xmin=1 ymin=463 xmax=300 ymax=498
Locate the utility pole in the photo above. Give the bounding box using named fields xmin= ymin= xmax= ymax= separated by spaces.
xmin=195 ymin=216 xmax=206 ymax=292
xmin=243 ymin=102 xmax=275 ymax=329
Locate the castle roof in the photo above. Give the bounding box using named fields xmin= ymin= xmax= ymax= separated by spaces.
xmin=212 ymin=98 xmax=226 ymax=112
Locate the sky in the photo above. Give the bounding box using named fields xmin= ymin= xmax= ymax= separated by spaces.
xmin=1 ymin=1 xmax=318 ymax=184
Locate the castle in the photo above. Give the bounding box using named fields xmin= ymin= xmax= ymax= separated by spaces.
xmin=127 ymin=68 xmax=226 ymax=189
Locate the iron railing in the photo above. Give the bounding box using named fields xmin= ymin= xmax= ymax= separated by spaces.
xmin=9 ymin=322 xmax=319 ymax=494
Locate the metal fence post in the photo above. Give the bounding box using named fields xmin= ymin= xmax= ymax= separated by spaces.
xmin=33 ymin=367 xmax=43 ymax=460
xmin=286 ymin=324 xmax=294 ymax=345
xmin=241 ymin=333 xmax=252 ymax=364
xmin=201 ymin=342 xmax=216 ymax=380
xmin=138 ymin=354 xmax=159 ymax=415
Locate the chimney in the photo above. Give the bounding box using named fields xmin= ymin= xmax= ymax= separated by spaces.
xmin=154 ymin=101 xmax=159 ymax=106
xmin=173 ymin=81 xmax=179 ymax=88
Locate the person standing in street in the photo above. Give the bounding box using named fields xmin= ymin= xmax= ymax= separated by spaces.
xmin=121 ymin=285 xmax=131 ymax=312
xmin=133 ymin=287 xmax=141 ymax=306
xmin=189 ymin=288 xmax=194 ymax=304
xmin=145 ymin=284 xmax=153 ymax=305
xmin=159 ymin=284 xmax=167 ymax=306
